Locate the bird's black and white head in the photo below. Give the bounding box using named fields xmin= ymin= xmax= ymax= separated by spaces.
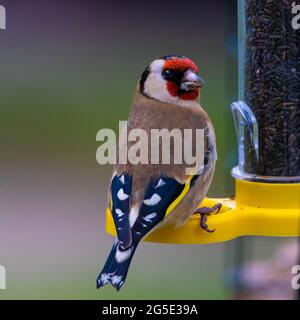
xmin=139 ymin=55 xmax=205 ymax=107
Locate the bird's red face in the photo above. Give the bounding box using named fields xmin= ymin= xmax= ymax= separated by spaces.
xmin=140 ymin=55 xmax=205 ymax=106
xmin=163 ymin=57 xmax=201 ymax=101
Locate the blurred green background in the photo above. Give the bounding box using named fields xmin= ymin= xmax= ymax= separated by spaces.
xmin=0 ymin=0 xmax=293 ymax=300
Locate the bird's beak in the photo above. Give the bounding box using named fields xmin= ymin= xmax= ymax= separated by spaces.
xmin=180 ymin=70 xmax=205 ymax=91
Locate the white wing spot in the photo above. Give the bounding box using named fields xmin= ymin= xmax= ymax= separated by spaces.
xmin=143 ymin=213 xmax=157 ymax=222
xmin=143 ymin=193 xmax=161 ymax=206
xmin=119 ymin=175 xmax=125 ymax=185
xmin=117 ymin=188 xmax=129 ymax=201
xmin=115 ymin=208 xmax=125 ymax=217
xmin=155 ymin=179 xmax=166 ymax=188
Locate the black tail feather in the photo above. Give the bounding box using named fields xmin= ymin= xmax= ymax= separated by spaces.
xmin=97 ymin=241 xmax=137 ymax=291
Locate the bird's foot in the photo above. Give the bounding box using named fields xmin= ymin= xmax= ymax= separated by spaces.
xmin=193 ymin=203 xmax=222 ymax=233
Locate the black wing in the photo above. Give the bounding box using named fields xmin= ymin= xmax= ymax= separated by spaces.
xmin=110 ymin=174 xmax=132 ymax=249
xmin=131 ymin=176 xmax=186 ymax=243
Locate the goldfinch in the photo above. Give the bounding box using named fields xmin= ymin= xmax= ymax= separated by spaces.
xmin=97 ymin=55 xmax=220 ymax=290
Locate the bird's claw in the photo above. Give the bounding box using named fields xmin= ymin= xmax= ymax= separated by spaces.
xmin=200 ymin=213 xmax=215 ymax=233
xmin=193 ymin=203 xmax=222 ymax=233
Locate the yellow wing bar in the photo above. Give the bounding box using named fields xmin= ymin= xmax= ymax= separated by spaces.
xmin=165 ymin=175 xmax=193 ymax=217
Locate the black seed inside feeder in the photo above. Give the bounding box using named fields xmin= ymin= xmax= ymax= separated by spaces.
xmin=232 ymin=0 xmax=300 ymax=183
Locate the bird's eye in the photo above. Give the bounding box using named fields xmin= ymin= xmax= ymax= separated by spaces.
xmin=163 ymin=69 xmax=171 ymax=76
xmin=162 ymin=69 xmax=182 ymax=82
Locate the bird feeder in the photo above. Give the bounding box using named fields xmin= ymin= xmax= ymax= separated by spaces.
xmin=106 ymin=0 xmax=300 ymax=243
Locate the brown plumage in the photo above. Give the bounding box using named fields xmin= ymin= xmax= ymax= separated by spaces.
xmin=114 ymin=89 xmax=217 ymax=227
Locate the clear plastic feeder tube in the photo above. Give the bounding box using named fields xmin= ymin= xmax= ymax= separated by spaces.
xmin=232 ymin=0 xmax=300 ymax=183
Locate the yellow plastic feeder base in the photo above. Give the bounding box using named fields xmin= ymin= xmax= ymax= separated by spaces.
xmin=105 ymin=179 xmax=300 ymax=244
